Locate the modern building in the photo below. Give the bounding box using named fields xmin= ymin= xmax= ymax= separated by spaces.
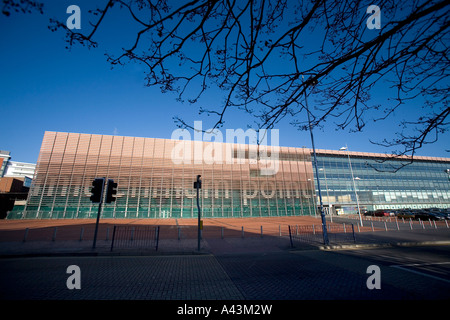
xmin=3 ymin=161 xmax=36 ymax=186
xmin=0 ymin=150 xmax=11 ymax=177
xmin=314 ymin=149 xmax=450 ymax=214
xmin=6 ymin=131 xmax=450 ymax=219
xmin=0 ymin=151 xmax=34 ymax=219
xmin=0 ymin=151 xmax=36 ymax=188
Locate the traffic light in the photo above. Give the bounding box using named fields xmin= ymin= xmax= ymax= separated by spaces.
xmin=193 ymin=174 xmax=201 ymax=189
xmin=105 ymin=179 xmax=117 ymax=203
xmin=90 ymin=178 xmax=104 ymax=203
xmin=193 ymin=181 xmax=201 ymax=189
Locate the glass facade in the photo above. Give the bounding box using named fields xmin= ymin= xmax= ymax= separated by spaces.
xmin=314 ymin=151 xmax=450 ymax=214
xmin=7 ymin=132 xmax=450 ymax=219
xmin=10 ymin=132 xmax=316 ymax=219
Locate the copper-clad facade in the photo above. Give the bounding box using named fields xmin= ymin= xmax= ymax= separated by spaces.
xmin=11 ymin=131 xmax=449 ymax=220
xmin=20 ymin=132 xmax=315 ymax=219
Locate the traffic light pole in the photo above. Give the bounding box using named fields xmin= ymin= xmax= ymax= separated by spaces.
xmin=92 ymin=177 xmax=105 ymax=249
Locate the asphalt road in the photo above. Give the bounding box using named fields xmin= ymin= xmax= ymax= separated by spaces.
xmin=0 ymin=245 xmax=449 ymax=301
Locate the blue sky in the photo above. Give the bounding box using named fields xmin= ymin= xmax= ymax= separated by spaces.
xmin=0 ymin=1 xmax=448 ymax=164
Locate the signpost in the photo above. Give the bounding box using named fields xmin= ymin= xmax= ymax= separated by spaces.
xmin=194 ymin=175 xmax=202 ymax=251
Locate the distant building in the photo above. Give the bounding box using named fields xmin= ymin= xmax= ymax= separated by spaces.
xmin=3 ymin=161 xmax=36 ymax=186
xmin=0 ymin=177 xmax=28 ymax=193
xmin=0 ymin=150 xmax=11 ymax=177
xmin=0 ymin=151 xmax=36 ymax=219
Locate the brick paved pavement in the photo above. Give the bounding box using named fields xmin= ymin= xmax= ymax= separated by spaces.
xmin=1 ymin=246 xmax=449 ymax=300
xmin=1 ymin=216 xmax=449 ymax=302
xmin=216 ymin=251 xmax=401 ymax=300
xmin=0 ymin=255 xmax=244 ymax=300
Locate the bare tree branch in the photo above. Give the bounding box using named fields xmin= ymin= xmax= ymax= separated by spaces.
xmin=2 ymin=0 xmax=43 ymax=16
xmin=44 ymin=0 xmax=450 ymax=164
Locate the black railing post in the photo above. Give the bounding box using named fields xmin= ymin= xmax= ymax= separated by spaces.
xmin=110 ymin=225 xmax=117 ymax=252
xmin=155 ymin=226 xmax=160 ymax=251
xmin=351 ymin=223 xmax=356 ymax=243
xmin=288 ymin=225 xmax=294 ymax=248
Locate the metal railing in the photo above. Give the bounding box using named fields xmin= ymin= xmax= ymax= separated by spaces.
xmin=110 ymin=225 xmax=160 ymax=251
xmin=288 ymin=224 xmax=356 ymax=247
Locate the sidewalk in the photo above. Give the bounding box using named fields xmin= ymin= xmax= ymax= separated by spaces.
xmin=0 ymin=227 xmax=449 ymax=258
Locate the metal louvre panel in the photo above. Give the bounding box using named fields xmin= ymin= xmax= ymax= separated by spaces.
xmin=21 ymin=131 xmax=315 ymax=219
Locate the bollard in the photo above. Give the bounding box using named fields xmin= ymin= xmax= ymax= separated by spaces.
xmin=409 ymin=218 xmax=413 ymax=230
xmin=296 ymin=224 xmax=298 ymax=236
xmin=351 ymin=224 xmax=356 ymax=243
xmin=395 ymin=218 xmax=399 ymax=230
xmin=52 ymin=227 xmax=58 ymax=241
xmin=371 ymin=221 xmax=374 ymax=232
xmin=445 ymin=220 xmax=449 ymax=229
xmin=241 ymin=226 xmax=244 ymax=238
xmin=155 ymin=226 xmax=160 ymax=251
xmin=221 ymin=227 xmax=224 ymax=239
xmin=23 ymin=228 xmax=29 ymax=242
xmin=288 ymin=225 xmax=294 ymax=248
xmin=312 ymin=224 xmax=315 ymax=235
xmin=261 ymin=225 xmax=263 ymax=238
xmin=343 ymin=223 xmax=346 ymax=233
xmin=279 ymin=225 xmax=281 ymax=237
xmin=433 ymin=220 xmax=437 ymax=229
xmin=79 ymin=227 xmax=84 ymax=241
xmin=130 ymin=227 xmax=135 ymax=241
xmin=110 ymin=226 xmax=117 ymax=252
xmin=429 ymin=219 xmax=432 ymax=227
xmin=357 ymin=223 xmax=360 ymax=233
xmin=178 ymin=227 xmax=181 ymax=240
xmin=384 ymin=221 xmax=388 ymax=231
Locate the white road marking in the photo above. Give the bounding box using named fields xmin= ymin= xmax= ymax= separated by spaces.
xmin=390 ymin=262 xmax=450 ymax=284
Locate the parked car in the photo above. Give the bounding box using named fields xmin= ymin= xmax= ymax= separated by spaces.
xmin=373 ymin=210 xmax=395 ymax=217
xmin=415 ymin=212 xmax=432 ymax=221
xmin=436 ymin=211 xmax=450 ymax=220
xmin=425 ymin=211 xmax=448 ymax=221
xmin=396 ymin=211 xmax=415 ymax=220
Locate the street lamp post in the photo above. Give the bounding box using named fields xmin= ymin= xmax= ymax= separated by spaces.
xmin=339 ymin=145 xmax=363 ymax=227
xmin=303 ymin=76 xmax=329 ymax=246
xmin=444 ymin=170 xmax=450 ymax=208
xmin=319 ymin=168 xmax=332 ymax=223
xmin=307 ymin=178 xmax=317 ymax=218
